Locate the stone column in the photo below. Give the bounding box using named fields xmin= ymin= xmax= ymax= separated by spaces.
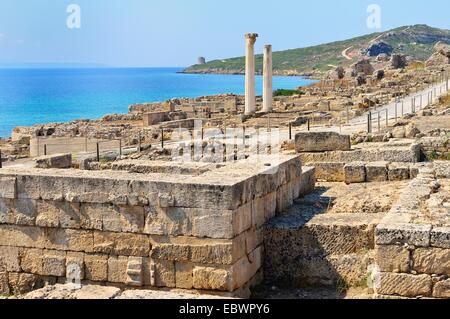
xmin=245 ymin=33 xmax=258 ymax=115
xmin=262 ymin=45 xmax=273 ymax=113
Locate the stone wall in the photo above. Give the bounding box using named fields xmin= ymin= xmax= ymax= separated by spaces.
xmin=143 ymin=112 xmax=167 ymax=126
xmin=374 ymin=163 xmax=450 ymax=298
xmin=420 ymin=136 xmax=450 ymax=161
xmin=309 ymin=161 xmax=419 ymax=183
xmin=0 ymin=155 xmax=313 ymax=297
xmin=295 ymin=132 xmax=350 ymax=153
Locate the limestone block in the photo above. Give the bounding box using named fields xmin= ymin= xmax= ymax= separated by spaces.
xmin=0 ymin=246 xmax=20 ymax=272
xmin=119 ymin=206 xmax=145 ymax=233
xmin=175 ymin=262 xmax=193 ymax=289
xmin=326 ymin=253 xmax=372 ymax=287
xmin=153 ymin=259 xmax=175 ymax=288
xmin=20 ymin=248 xmax=44 ymax=274
xmin=264 ymin=192 xmax=277 ymax=220
xmin=433 ymin=279 xmax=450 ymax=298
xmin=66 ymin=252 xmax=84 ymax=282
xmin=169 ymin=183 xmax=241 ymax=210
xmin=376 ymin=273 xmax=432 ymax=297
xmin=151 ymin=239 xmax=243 ymax=265
xmin=126 ymin=257 xmax=143 ymax=287
xmin=366 ymin=162 xmax=388 ymax=182
xmin=84 ymin=254 xmax=108 ymax=282
xmin=36 ymin=200 xmax=81 ymax=229
xmin=233 ymin=202 xmax=252 ymax=235
xmin=230 ymin=246 xmax=262 ymax=290
xmin=276 ymin=183 xmax=294 ymax=214
xmin=82 ymin=178 xmax=129 ymax=203
xmin=8 ymin=272 xmax=52 ymax=295
xmin=388 ymin=164 xmax=410 ymax=181
xmin=295 ymin=132 xmax=350 ymax=153
xmin=0 ymin=176 xmax=17 ymax=199
xmin=0 ymin=267 xmax=9 ymax=295
xmin=0 ymin=225 xmax=47 ymax=250
xmin=375 ymin=245 xmax=410 ymax=273
xmin=190 ymin=243 xmax=238 ymax=265
xmin=376 ymin=223 xmax=431 ymax=247
xmin=245 ymin=228 xmax=264 ymax=256
xmin=252 ymin=197 xmax=266 ymax=229
xmin=36 ymin=201 xmax=60 ymax=228
xmin=144 ymin=206 xmax=192 ymax=237
xmin=107 ymin=256 xmax=128 ymax=284
xmin=192 ymin=214 xmax=234 ymax=239
xmin=344 ymin=162 xmax=366 ymax=184
xmin=93 ymin=231 xmax=150 ymax=257
xmin=0 ymin=198 xmax=9 ymax=224
xmin=80 ymin=203 xmax=103 ymax=230
xmin=430 ymin=227 xmax=450 ymax=249
xmin=265 ymin=213 xmax=375 ymax=260
xmin=16 ymin=175 xmax=41 ymax=200
xmin=310 ymin=162 xmax=345 ymax=182
xmin=298 ymin=166 xmax=315 ymax=196
xmin=413 ymin=247 xmax=450 ymax=275
xmin=150 ymin=244 xmax=190 ymax=262
xmin=193 ymin=266 xmax=232 ymax=291
xmin=97 ymin=204 xmax=121 ymax=233
xmin=45 ymin=228 xmax=94 ymax=253
xmin=9 ymin=198 xmax=37 ymax=226
xmin=42 ymin=250 xmax=66 ymax=277
xmin=38 ymin=175 xmax=66 ymax=201
xmin=35 ymin=153 xmax=72 ymax=169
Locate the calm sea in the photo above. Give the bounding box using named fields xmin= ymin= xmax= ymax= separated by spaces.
xmin=0 ymin=67 xmax=315 ymax=138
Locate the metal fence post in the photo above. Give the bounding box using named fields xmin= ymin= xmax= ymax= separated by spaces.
xmin=289 ymin=123 xmax=292 ymax=140
xmin=44 ymin=144 xmax=47 ymax=156
xmin=395 ymin=101 xmax=398 ymax=122
xmin=385 ymin=109 xmax=388 ymax=127
xmin=377 ymin=111 xmax=381 ymax=133
xmin=346 ymin=105 xmax=350 ymax=124
xmin=161 ymin=129 xmax=164 ymax=149
xmin=138 ymin=131 xmax=142 ymax=152
xmin=119 ymin=139 xmax=122 ymax=157
xmin=0 ymin=149 xmax=2 ymax=168
xmin=96 ymin=142 xmax=100 ymax=162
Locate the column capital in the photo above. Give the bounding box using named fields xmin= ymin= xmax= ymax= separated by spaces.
xmin=245 ymin=33 xmax=259 ymax=44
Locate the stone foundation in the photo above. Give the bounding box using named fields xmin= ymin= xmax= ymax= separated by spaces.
xmin=374 ymin=163 xmax=450 ymax=298
xmin=307 ymin=161 xmax=419 ymax=183
xmin=0 ymin=155 xmax=315 ymax=297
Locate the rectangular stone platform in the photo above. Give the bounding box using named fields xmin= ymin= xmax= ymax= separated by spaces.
xmin=0 ymin=155 xmax=315 ymax=297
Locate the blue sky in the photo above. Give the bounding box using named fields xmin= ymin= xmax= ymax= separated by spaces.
xmin=0 ymin=0 xmax=449 ymax=67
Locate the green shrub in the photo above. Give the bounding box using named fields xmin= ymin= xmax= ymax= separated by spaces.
xmin=273 ymin=89 xmax=305 ymax=97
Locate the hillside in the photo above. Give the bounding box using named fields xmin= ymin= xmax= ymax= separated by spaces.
xmin=182 ymin=25 xmax=450 ymax=76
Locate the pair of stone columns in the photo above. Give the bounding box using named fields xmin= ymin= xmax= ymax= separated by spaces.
xmin=245 ymin=33 xmax=272 ymax=115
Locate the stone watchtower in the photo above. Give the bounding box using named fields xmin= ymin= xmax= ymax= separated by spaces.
xmin=197 ymin=57 xmax=206 ymax=65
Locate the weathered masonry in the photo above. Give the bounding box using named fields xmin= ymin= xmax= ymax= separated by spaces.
xmin=0 ymin=155 xmax=315 ymax=297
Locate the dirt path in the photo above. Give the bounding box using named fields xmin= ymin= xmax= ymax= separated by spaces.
xmin=341 ymin=46 xmax=353 ymax=60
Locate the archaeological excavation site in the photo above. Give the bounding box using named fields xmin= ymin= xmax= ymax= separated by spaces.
xmin=1 ymin=28 xmax=450 ymax=301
